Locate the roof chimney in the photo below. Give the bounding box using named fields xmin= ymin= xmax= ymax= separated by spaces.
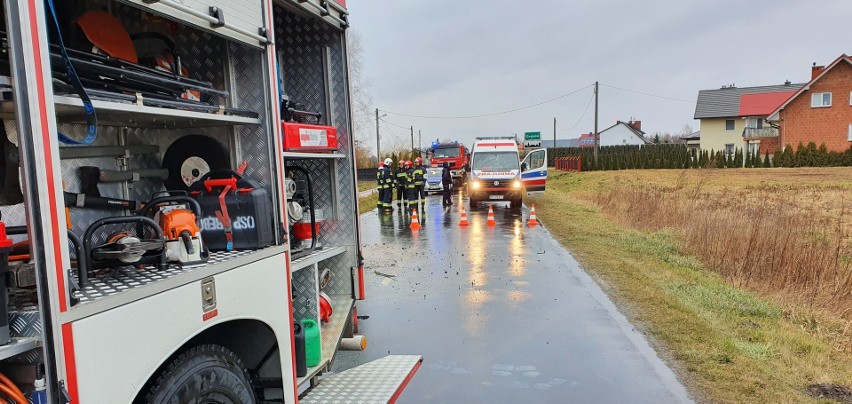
xmin=812 ymin=62 xmax=825 ymax=80
xmin=784 ymin=80 xmax=791 ymax=86
xmin=629 ymin=120 xmax=642 ymax=131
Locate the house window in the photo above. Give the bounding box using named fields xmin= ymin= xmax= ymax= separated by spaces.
xmin=725 ymin=119 xmax=735 ymax=131
xmin=848 ymin=124 xmax=852 ymax=141
xmin=745 ymin=118 xmax=763 ymax=129
xmin=747 ymin=142 xmax=760 ymax=157
xmin=811 ymin=92 xmax=832 ymax=108
xmin=724 ymin=143 xmax=735 ymax=159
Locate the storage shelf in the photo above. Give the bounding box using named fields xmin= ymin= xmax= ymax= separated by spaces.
xmin=0 ymin=338 xmax=41 ymax=362
xmin=0 ymin=96 xmax=261 ymax=129
xmin=282 ymin=152 xmax=346 ymax=160
xmin=297 ymin=295 xmax=354 ymax=388
xmin=291 ymin=246 xmax=347 ymax=273
xmin=63 ymin=246 xmax=287 ymax=323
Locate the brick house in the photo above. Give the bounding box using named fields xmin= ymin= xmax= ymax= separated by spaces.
xmin=767 ymin=55 xmax=852 ymax=152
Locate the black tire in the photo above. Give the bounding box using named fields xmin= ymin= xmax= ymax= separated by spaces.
xmin=469 ymin=196 xmax=480 ymax=209
xmin=144 ymin=344 xmax=256 ymax=404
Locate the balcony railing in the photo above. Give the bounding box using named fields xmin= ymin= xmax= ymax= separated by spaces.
xmin=743 ymin=127 xmax=778 ymax=138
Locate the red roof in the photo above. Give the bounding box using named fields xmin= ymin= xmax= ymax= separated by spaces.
xmin=738 ymin=91 xmax=796 ymax=116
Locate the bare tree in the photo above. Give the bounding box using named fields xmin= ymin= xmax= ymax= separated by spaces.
xmin=347 ymin=31 xmax=376 ymax=165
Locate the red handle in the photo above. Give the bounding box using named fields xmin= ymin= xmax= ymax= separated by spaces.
xmin=204 ymin=178 xmax=238 ymax=192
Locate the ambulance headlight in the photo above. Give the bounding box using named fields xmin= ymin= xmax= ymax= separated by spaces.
xmin=513 ymin=180 xmax=522 ymax=189
xmin=472 ymin=180 xmax=481 ymax=189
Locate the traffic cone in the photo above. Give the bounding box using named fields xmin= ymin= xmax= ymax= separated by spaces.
xmin=458 ymin=205 xmax=469 ymax=227
xmin=527 ymin=204 xmax=539 ymax=226
xmin=410 ymin=209 xmax=421 ymax=230
xmin=486 ymin=205 xmax=496 ymax=226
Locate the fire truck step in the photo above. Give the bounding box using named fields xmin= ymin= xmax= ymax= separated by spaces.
xmin=300 ymin=355 xmax=422 ymax=404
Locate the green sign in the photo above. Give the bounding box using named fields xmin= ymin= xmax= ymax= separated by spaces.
xmin=524 ymin=132 xmax=541 ymax=140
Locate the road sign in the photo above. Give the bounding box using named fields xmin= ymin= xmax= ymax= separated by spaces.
xmin=524 ymin=132 xmax=541 ymax=141
xmin=523 ymin=140 xmax=541 ymax=148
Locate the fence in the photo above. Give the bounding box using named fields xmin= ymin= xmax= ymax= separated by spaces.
xmin=555 ymin=156 xmax=582 ymax=172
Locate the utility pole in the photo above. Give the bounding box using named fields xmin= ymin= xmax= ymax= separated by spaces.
xmin=375 ymin=108 xmax=381 ymax=163
xmin=594 ymin=81 xmax=599 ymax=163
xmin=553 ymin=117 xmax=556 ymax=148
xmin=410 ymin=126 xmax=414 ymax=154
xmin=418 ymin=130 xmax=422 ymax=152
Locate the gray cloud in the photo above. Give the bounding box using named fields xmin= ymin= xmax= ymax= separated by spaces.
xmin=348 ymin=0 xmax=852 ymax=149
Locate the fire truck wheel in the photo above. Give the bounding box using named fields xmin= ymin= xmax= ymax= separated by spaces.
xmin=144 ymin=344 xmax=256 ymax=404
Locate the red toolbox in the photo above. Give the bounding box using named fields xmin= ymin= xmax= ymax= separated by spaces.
xmin=282 ymin=122 xmax=338 ymax=151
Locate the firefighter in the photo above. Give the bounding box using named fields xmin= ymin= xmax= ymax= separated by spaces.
xmin=413 ymin=157 xmax=426 ymax=204
xmin=376 ymin=160 xmax=388 ymax=210
xmin=383 ymin=158 xmax=394 ymax=209
xmin=405 ymin=160 xmax=418 ymax=211
xmin=395 ymin=160 xmax=408 ymax=207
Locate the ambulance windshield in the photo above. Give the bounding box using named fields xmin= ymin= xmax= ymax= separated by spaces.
xmin=472 ymin=152 xmax=519 ymax=172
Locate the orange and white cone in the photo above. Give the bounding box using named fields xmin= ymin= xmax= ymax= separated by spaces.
xmin=527 ymin=204 xmax=539 ymax=226
xmin=410 ymin=209 xmax=421 ymax=230
xmin=486 ymin=205 xmax=496 ymax=226
xmin=458 ymin=205 xmax=469 ymax=227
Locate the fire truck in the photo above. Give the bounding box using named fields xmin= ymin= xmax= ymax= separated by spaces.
xmin=428 ymin=140 xmax=469 ymax=186
xmin=0 ymin=0 xmax=420 ymax=403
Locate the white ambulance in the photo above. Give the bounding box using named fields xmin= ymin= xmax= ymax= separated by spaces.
xmin=466 ymin=137 xmax=548 ymax=209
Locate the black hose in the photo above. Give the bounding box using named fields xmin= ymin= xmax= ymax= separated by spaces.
xmin=284 ymin=166 xmax=316 ymax=259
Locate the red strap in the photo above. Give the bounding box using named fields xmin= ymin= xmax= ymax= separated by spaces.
xmin=213 ymin=184 xmax=234 ymax=251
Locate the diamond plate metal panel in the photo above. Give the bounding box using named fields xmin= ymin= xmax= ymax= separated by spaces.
xmin=229 ymin=42 xmax=276 ymax=191
xmin=292 ymin=266 xmax=319 ymax=322
xmin=319 ymin=251 xmax=356 ymax=297
xmin=73 ymin=249 xmax=263 ymax=304
xmin=320 ymin=294 xmax=352 ymax=362
xmin=301 ymin=355 xmax=423 ymax=404
xmin=9 ymin=294 xmax=41 ymax=338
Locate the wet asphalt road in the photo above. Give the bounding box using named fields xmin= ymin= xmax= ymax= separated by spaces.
xmin=334 ymin=192 xmax=692 ymax=403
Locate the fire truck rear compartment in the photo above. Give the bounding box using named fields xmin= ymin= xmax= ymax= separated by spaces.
xmin=0 ymin=0 xmax=386 ymax=402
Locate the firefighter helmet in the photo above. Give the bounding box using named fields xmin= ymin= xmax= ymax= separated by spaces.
xmin=384 ymin=158 xmax=393 ymax=166
xmin=405 ymin=160 xmax=412 ymax=168
xmin=415 ymin=157 xmax=423 ymax=165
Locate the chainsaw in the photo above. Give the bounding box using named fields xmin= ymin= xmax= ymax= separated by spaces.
xmin=139 ymin=194 xmax=208 ymax=267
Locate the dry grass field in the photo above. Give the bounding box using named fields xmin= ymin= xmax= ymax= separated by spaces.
xmin=594 ymin=168 xmax=852 ymax=338
xmin=532 ymin=167 xmax=852 ymax=403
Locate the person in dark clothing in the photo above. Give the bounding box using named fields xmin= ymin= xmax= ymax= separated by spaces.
xmin=376 ymin=161 xmax=388 ymax=211
xmin=395 ymin=160 xmax=407 ymax=207
xmin=441 ymin=162 xmax=453 ymax=207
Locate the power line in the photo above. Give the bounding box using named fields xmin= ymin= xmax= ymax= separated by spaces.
xmin=379 ymin=120 xmax=402 ymax=139
xmin=600 ymin=83 xmax=693 ymax=103
xmin=380 ymin=83 xmax=594 ymax=119
xmin=379 ymin=117 xmax=411 ymax=130
xmin=558 ymin=89 xmax=596 ymax=133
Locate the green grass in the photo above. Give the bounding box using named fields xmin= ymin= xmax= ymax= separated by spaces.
xmin=358 ymin=192 xmax=378 ymax=214
xmin=357 ymin=181 xmax=376 ymax=192
xmin=530 ymin=171 xmax=852 ymax=404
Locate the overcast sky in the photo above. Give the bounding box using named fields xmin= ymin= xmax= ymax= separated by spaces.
xmin=346 ymin=1 xmax=852 ymax=150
